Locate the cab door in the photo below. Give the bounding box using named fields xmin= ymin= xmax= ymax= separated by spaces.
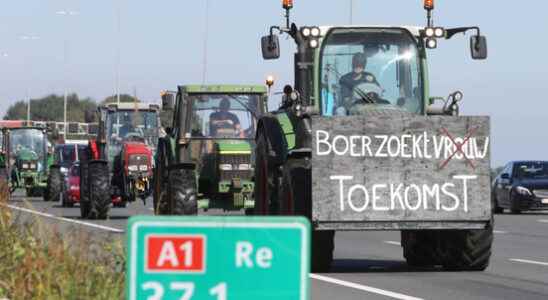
xmin=497 ymin=163 xmax=513 ymax=206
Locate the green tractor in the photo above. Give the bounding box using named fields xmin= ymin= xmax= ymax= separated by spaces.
xmin=154 ymin=85 xmax=268 ymax=215
xmin=255 ymin=1 xmax=492 ymax=272
xmin=1 ymin=126 xmax=52 ymax=197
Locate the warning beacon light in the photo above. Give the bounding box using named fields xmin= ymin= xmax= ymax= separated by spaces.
xmin=424 ymin=0 xmax=434 ymax=11
xmin=283 ymin=0 xmax=293 ymax=10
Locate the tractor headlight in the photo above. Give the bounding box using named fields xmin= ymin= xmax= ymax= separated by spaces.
xmin=426 ymin=38 xmax=437 ymax=49
xmin=219 ymin=164 xmax=233 ymax=171
xmin=128 ymin=165 xmax=139 ymax=172
xmin=425 ymin=27 xmax=435 ymax=37
xmin=139 ymin=165 xmax=148 ymax=172
xmin=434 ymin=27 xmax=445 ymax=38
xmin=60 ymin=167 xmax=68 ymax=174
xmin=310 ymin=27 xmax=321 ymax=37
xmin=238 ymin=164 xmax=251 ymax=171
xmin=301 ymin=27 xmax=311 ymax=37
xmin=516 ymin=186 xmax=532 ymax=196
xmin=309 ymin=39 xmax=319 ymax=49
xmin=30 ymin=163 xmax=37 ymax=169
xmin=22 ymin=163 xmax=29 ymax=169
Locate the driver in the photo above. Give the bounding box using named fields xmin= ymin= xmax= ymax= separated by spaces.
xmin=118 ymin=113 xmax=135 ymax=138
xmin=209 ymin=98 xmax=243 ymax=138
xmin=339 ymin=53 xmax=380 ymax=100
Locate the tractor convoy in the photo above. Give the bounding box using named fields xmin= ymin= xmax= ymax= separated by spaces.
xmin=4 ymin=0 xmax=495 ymax=273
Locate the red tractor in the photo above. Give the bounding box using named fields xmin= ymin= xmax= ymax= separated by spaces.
xmin=80 ymin=102 xmax=160 ymax=219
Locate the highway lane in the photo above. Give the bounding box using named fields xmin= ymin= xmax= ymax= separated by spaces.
xmin=4 ymin=193 xmax=548 ymax=300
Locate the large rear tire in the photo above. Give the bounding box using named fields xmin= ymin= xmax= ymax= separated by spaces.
xmin=153 ymin=139 xmax=171 ymax=215
xmin=253 ymin=133 xmax=279 ymax=215
xmin=169 ymin=169 xmax=197 ymax=215
xmin=440 ymin=222 xmax=493 ymax=271
xmin=46 ymin=167 xmax=63 ymax=202
xmin=88 ymin=161 xmax=110 ymax=220
xmin=80 ymin=162 xmax=91 ymax=218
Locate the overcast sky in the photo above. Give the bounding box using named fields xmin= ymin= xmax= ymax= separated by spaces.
xmin=0 ymin=0 xmax=546 ymax=166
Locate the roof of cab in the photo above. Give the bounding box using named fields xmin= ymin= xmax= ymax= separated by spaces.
xmin=319 ymin=25 xmax=423 ymax=37
xmin=101 ymin=102 xmax=160 ymax=111
xmin=179 ymin=85 xmax=267 ymax=94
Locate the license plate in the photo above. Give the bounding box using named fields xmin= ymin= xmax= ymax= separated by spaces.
xmin=542 ymin=199 xmax=548 ymax=205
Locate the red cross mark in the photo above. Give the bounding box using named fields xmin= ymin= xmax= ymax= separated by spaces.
xmin=439 ymin=126 xmax=480 ymax=170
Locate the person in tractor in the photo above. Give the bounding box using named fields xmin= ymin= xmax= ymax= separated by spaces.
xmin=339 ymin=52 xmax=381 ymax=100
xmin=118 ymin=113 xmax=136 ymax=139
xmin=209 ymin=98 xmax=244 ymax=138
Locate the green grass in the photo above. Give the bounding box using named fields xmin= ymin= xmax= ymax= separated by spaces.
xmin=0 ymin=178 xmax=126 ymax=300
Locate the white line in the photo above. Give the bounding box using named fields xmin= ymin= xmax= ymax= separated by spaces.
xmin=384 ymin=240 xmax=401 ymax=246
xmin=310 ymin=274 xmax=423 ymax=300
xmin=494 ymin=230 xmax=507 ymax=234
xmin=509 ymin=258 xmax=548 ymax=267
xmin=2 ymin=203 xmax=124 ymax=233
xmin=538 ymin=220 xmax=548 ymax=223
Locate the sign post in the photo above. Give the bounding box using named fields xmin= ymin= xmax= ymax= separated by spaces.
xmin=127 ymin=216 xmax=310 ymax=300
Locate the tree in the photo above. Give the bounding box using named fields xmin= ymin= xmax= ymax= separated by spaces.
xmin=3 ymin=93 xmax=97 ymax=123
xmin=103 ymin=94 xmax=139 ymax=104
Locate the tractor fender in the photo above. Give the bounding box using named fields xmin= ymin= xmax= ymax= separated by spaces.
xmin=256 ymin=115 xmax=288 ymax=167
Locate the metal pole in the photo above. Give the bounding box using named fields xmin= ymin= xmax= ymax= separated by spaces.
xmin=64 ymin=39 xmax=68 ymax=136
xmin=349 ymin=0 xmax=353 ymax=24
xmin=116 ymin=0 xmax=121 ymax=105
xmin=26 ymin=90 xmax=30 ymax=122
xmin=202 ymin=0 xmax=209 ymax=84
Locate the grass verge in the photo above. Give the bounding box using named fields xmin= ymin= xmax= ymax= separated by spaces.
xmin=0 ymin=177 xmax=125 ymax=300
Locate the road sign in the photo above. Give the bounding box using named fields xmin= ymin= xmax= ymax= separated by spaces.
xmin=127 ymin=216 xmax=310 ymax=300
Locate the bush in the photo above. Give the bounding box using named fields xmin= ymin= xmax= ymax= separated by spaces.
xmin=0 ymin=177 xmax=125 ymax=299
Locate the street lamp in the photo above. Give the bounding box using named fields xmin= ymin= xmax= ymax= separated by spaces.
xmin=19 ymin=35 xmax=40 ymax=123
xmin=56 ymin=9 xmax=79 ymax=136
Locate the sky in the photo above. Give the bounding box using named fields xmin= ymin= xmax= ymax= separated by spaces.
xmin=0 ymin=0 xmax=547 ymax=166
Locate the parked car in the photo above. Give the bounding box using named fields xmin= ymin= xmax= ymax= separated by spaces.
xmin=492 ymin=161 xmax=548 ymax=213
xmin=62 ymin=163 xmax=80 ymax=207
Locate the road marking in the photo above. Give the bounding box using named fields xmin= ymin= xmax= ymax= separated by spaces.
xmin=310 ymin=274 xmax=423 ymax=300
xmin=509 ymin=258 xmax=548 ymax=267
xmin=494 ymin=230 xmax=507 ymax=234
xmin=538 ymin=219 xmax=548 ymax=223
xmin=384 ymin=240 xmax=401 ymax=246
xmin=2 ymin=203 xmax=124 ymax=233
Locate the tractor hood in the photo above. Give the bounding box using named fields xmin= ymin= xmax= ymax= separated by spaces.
xmin=216 ymin=140 xmax=252 ymax=155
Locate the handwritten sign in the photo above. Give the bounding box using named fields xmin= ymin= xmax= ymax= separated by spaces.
xmin=311 ymin=113 xmax=491 ymax=229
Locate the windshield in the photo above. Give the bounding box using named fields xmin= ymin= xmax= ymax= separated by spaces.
xmin=107 ymin=110 xmax=159 ymax=147
xmin=515 ymin=162 xmax=548 ymax=179
xmin=189 ymin=94 xmax=260 ymax=139
xmin=9 ymin=128 xmax=46 ymax=159
xmin=320 ymin=28 xmax=423 ymax=116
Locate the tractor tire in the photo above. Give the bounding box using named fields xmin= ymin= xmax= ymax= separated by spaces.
xmin=46 ymin=167 xmax=63 ymax=202
xmin=153 ymin=139 xmax=171 ymax=215
xmin=80 ymin=162 xmax=91 ymax=218
xmin=401 ymin=230 xmax=442 ymax=267
xmin=253 ymin=132 xmax=279 ymax=215
xmin=87 ymin=161 xmax=110 ymax=220
xmin=312 ymin=230 xmax=335 ymax=273
xmin=440 ymin=222 xmax=493 ymax=271
xmin=168 ymin=169 xmax=197 ymax=215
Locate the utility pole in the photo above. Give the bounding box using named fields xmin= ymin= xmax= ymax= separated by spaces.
xmin=202 ymin=0 xmax=210 ymax=84
xmin=116 ymin=0 xmax=121 ymax=105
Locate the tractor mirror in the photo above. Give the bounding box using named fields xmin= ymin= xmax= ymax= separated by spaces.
xmin=471 ymin=35 xmax=488 ymax=60
xmin=261 ymin=34 xmax=280 ymax=60
xmin=161 ymin=92 xmax=175 ymax=111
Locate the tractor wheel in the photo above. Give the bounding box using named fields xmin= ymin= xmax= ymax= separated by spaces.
xmin=253 ymin=133 xmax=279 ymax=215
xmin=46 ymin=167 xmax=63 ymax=202
xmin=153 ymin=139 xmax=170 ymax=215
xmin=168 ymin=169 xmax=197 ymax=215
xmin=88 ymin=161 xmax=110 ymax=220
xmin=401 ymin=230 xmax=442 ymax=267
xmin=312 ymin=230 xmax=335 ymax=273
xmin=80 ymin=162 xmax=91 ymax=218
xmin=440 ymin=222 xmax=493 ymax=271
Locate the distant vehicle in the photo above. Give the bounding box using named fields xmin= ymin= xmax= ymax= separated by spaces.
xmin=62 ymin=163 xmax=80 ymax=207
xmin=45 ymin=143 xmax=87 ymax=202
xmin=492 ymin=161 xmax=548 ymax=213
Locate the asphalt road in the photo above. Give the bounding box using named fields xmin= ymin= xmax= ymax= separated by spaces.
xmin=4 ymin=192 xmax=548 ymax=300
